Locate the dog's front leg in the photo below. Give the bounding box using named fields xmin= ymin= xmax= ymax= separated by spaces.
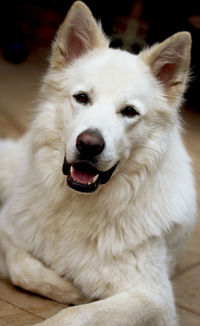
xmin=0 ymin=230 xmax=86 ymax=305
xmin=34 ymin=279 xmax=176 ymax=326
xmin=34 ymin=238 xmax=177 ymax=326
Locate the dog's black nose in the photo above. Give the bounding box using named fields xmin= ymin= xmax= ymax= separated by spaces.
xmin=76 ymin=129 xmax=105 ymax=159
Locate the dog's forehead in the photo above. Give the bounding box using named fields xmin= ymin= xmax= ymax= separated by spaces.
xmin=67 ymin=48 xmax=153 ymax=96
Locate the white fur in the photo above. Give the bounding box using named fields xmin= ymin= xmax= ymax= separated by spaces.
xmin=0 ymin=2 xmax=196 ymax=325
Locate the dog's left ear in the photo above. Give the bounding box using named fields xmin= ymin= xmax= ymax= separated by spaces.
xmin=140 ymin=32 xmax=191 ymax=103
xmin=51 ymin=1 xmax=108 ymax=69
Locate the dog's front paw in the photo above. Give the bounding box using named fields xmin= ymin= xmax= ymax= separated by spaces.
xmin=33 ymin=306 xmax=86 ymax=326
xmin=49 ymin=279 xmax=88 ymax=305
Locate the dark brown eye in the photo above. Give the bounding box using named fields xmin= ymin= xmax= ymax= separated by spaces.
xmin=73 ymin=93 xmax=89 ymax=104
xmin=121 ymin=106 xmax=139 ymax=118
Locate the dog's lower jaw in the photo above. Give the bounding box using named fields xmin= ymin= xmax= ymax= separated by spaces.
xmin=67 ymin=174 xmax=99 ymax=193
xmin=62 ymin=157 xmax=118 ymax=193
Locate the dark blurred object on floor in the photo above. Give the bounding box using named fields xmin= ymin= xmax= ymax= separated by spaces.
xmin=0 ymin=1 xmax=65 ymax=63
xmin=2 ymin=40 xmax=29 ymax=64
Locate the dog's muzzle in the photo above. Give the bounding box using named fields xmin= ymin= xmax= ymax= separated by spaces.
xmin=62 ymin=129 xmax=117 ymax=193
xmin=62 ymin=158 xmax=117 ymax=193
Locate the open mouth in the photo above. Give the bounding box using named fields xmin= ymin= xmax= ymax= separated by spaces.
xmin=62 ymin=158 xmax=117 ymax=193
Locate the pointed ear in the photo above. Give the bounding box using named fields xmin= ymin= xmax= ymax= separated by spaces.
xmin=140 ymin=32 xmax=191 ymax=103
xmin=50 ymin=1 xmax=108 ymax=69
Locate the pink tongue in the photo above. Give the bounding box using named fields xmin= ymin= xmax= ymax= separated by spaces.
xmin=71 ymin=166 xmax=97 ymax=185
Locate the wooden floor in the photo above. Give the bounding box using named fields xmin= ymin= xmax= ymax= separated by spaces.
xmin=0 ymin=50 xmax=200 ymax=326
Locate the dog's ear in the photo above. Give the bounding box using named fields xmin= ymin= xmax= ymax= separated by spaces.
xmin=140 ymin=32 xmax=191 ymax=103
xmin=50 ymin=1 xmax=108 ymax=69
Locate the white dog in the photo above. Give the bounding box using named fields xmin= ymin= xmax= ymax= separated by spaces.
xmin=0 ymin=2 xmax=196 ymax=325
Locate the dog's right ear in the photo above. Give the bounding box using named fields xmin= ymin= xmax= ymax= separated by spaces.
xmin=140 ymin=32 xmax=191 ymax=104
xmin=50 ymin=1 xmax=108 ymax=69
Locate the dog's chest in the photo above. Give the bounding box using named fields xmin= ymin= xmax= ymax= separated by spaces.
xmin=30 ymin=207 xmax=139 ymax=299
xmin=53 ymin=236 xmax=138 ymax=299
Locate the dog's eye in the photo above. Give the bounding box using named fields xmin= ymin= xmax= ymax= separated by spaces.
xmin=73 ymin=93 xmax=89 ymax=104
xmin=121 ymin=106 xmax=139 ymax=118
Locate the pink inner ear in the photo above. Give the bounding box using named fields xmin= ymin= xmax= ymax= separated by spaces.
xmin=67 ymin=26 xmax=86 ymax=60
xmin=157 ymin=63 xmax=178 ymax=86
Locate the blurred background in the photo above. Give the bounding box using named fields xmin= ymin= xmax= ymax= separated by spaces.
xmin=0 ymin=0 xmax=199 ymax=111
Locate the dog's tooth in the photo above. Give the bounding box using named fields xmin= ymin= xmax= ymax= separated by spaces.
xmin=92 ymin=174 xmax=99 ymax=183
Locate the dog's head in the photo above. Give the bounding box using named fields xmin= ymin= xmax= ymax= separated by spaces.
xmin=43 ymin=1 xmax=191 ymax=194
